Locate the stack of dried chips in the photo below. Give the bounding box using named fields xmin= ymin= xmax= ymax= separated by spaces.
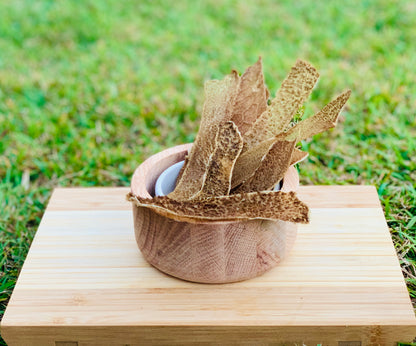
xmin=128 ymin=59 xmax=350 ymax=224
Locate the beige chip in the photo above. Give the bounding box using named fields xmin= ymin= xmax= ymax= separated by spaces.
xmin=193 ymin=121 xmax=243 ymax=198
xmin=241 ymin=59 xmax=319 ymax=151
xmin=233 ymin=139 xmax=296 ymax=194
xmin=128 ymin=190 xmax=309 ymax=224
xmin=169 ymin=71 xmax=240 ymax=201
xmin=283 ymin=89 xmax=351 ymax=141
xmin=230 ymin=57 xmax=269 ymax=134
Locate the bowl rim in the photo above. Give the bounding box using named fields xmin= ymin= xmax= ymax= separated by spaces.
xmin=131 ymin=143 xmax=299 ymax=199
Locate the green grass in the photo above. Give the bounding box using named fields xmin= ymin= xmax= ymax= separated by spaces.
xmin=1 ymin=0 xmax=415 ymax=340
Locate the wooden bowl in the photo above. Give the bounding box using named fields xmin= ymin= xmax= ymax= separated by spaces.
xmin=131 ymin=143 xmax=299 ymax=283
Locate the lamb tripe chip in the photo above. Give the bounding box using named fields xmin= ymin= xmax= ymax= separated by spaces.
xmin=230 ymin=60 xmax=318 ymax=188
xmin=169 ymin=71 xmax=240 ymax=201
xmin=231 ymin=138 xmax=275 ymax=189
xmin=137 ymin=59 xmax=350 ymax=229
xmin=231 ymin=140 xmax=309 ymax=189
xmin=241 ymin=59 xmax=319 ymax=151
xmin=169 ymin=58 xmax=271 ymax=201
xmin=230 ymin=57 xmax=269 ymax=134
xmin=283 ymin=89 xmax=351 ymax=142
xmin=175 ymin=153 xmax=189 ymax=186
xmin=290 ymin=148 xmax=309 ymax=165
xmin=127 ymin=190 xmax=309 ymax=224
xmin=193 ymin=121 xmax=243 ymax=198
xmin=231 ymin=89 xmax=350 ymax=188
xmin=233 ymin=139 xmax=296 ymax=194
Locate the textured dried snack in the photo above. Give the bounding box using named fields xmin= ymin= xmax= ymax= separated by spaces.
xmin=130 ymin=59 xmax=350 ymax=228
xmin=231 ymin=138 xmax=275 ymax=188
xmin=232 ymin=89 xmax=350 ymax=188
xmin=233 ymin=139 xmax=296 ymax=194
xmin=193 ymin=121 xmax=243 ymax=198
xmin=231 ymin=141 xmax=308 ymax=189
xmin=171 ymin=59 xmax=271 ymax=201
xmin=169 ymin=72 xmax=240 ymax=201
xmin=230 ymin=57 xmax=269 ymax=134
xmin=241 ymin=59 xmax=319 ymax=151
xmin=128 ymin=190 xmax=309 ymax=224
xmin=175 ymin=153 xmax=188 ymax=186
xmin=282 ymin=90 xmax=351 ymax=142
xmin=230 ymin=60 xmax=318 ymax=187
xmin=290 ymin=148 xmax=309 ymax=165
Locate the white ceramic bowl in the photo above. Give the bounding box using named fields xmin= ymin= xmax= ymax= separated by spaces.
xmin=155 ymin=160 xmax=281 ymax=196
xmin=155 ymin=161 xmax=185 ymax=196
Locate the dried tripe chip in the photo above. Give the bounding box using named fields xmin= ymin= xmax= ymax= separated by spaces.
xmin=282 ymin=90 xmax=351 ymax=141
xmin=231 ymin=138 xmax=275 ymax=189
xmin=132 ymin=59 xmax=350 ymax=226
xmin=232 ymin=90 xmax=350 ymax=188
xmin=169 ymin=71 xmax=240 ymax=201
xmin=128 ymin=190 xmax=309 ymax=224
xmin=233 ymin=139 xmax=296 ymax=194
xmin=290 ymin=148 xmax=309 ymax=165
xmin=170 ymin=59 xmax=271 ymax=201
xmin=230 ymin=60 xmax=318 ymax=188
xmin=231 ymin=141 xmax=309 ymax=189
xmin=193 ymin=121 xmax=243 ymax=198
xmin=230 ymin=57 xmax=269 ymax=134
xmin=241 ymin=59 xmax=319 ymax=151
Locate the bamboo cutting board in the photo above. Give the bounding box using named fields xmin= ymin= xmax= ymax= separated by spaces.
xmin=1 ymin=186 xmax=415 ymax=345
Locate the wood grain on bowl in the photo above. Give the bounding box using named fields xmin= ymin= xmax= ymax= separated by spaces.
xmin=130 ymin=144 xmax=299 ymax=283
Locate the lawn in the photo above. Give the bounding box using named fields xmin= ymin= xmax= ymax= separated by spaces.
xmin=1 ymin=0 xmax=415 ymax=340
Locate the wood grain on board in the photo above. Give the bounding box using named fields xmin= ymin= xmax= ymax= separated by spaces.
xmin=2 ymin=186 xmax=415 ymax=345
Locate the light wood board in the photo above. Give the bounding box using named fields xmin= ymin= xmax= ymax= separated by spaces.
xmin=1 ymin=186 xmax=415 ymax=345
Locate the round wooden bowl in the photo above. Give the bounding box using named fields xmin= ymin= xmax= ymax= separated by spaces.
xmin=131 ymin=143 xmax=299 ymax=284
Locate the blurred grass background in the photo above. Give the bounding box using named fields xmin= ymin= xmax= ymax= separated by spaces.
xmin=0 ymin=0 xmax=415 ymax=338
